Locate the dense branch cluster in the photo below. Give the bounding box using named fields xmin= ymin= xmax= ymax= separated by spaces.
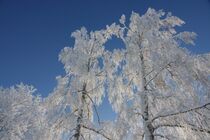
xmin=0 ymin=8 xmax=210 ymax=140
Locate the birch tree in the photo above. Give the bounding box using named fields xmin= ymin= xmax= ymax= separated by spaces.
xmin=45 ymin=26 xmax=121 ymax=140
xmin=104 ymin=8 xmax=210 ymax=140
xmin=0 ymin=84 xmax=46 ymax=140
xmin=0 ymin=8 xmax=210 ymax=140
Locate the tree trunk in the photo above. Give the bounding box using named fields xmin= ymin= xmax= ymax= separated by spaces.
xmin=74 ymin=83 xmax=87 ymax=140
xmin=139 ymin=49 xmax=154 ymax=140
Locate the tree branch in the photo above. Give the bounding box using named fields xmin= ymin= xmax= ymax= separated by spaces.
xmin=84 ymin=93 xmax=101 ymax=125
xmin=152 ymin=102 xmax=210 ymax=122
xmin=145 ymin=61 xmax=174 ymax=87
xmin=154 ymin=134 xmax=170 ymax=140
xmin=82 ymin=125 xmax=112 ymax=140
xmin=74 ymin=83 xmax=102 ymax=125
xmin=86 ymin=82 xmax=104 ymax=94
xmin=154 ymin=124 xmax=210 ymax=134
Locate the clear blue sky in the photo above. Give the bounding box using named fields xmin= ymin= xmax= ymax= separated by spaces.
xmin=0 ymin=0 xmax=210 ymax=120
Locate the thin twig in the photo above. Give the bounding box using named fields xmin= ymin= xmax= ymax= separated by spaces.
xmin=82 ymin=125 xmax=112 ymax=140
xmin=84 ymin=93 xmax=101 ymax=125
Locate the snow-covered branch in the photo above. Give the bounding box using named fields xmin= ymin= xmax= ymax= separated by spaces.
xmin=82 ymin=125 xmax=112 ymax=140
xmin=154 ymin=123 xmax=210 ymax=134
xmin=152 ymin=102 xmax=210 ymax=122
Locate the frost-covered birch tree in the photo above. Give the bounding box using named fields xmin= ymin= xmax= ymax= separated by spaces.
xmin=0 ymin=84 xmax=46 ymax=140
xmin=45 ymin=26 xmax=121 ymax=140
xmin=0 ymin=8 xmax=210 ymax=140
xmin=103 ymin=8 xmax=210 ymax=140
